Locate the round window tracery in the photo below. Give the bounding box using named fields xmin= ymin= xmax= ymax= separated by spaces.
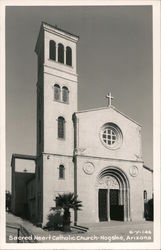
xmin=100 ymin=123 xmax=122 ymax=149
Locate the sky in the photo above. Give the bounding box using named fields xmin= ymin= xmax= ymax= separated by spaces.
xmin=6 ymin=5 xmax=152 ymax=191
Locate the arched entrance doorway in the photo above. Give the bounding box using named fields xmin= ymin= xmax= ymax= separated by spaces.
xmin=96 ymin=167 xmax=130 ymax=222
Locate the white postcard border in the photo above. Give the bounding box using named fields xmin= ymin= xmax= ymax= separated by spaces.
xmin=0 ymin=0 xmax=160 ymax=249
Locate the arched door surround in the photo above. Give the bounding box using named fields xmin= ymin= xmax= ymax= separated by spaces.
xmin=96 ymin=166 xmax=130 ymax=222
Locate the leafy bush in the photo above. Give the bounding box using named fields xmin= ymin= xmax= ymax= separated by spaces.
xmin=46 ymin=209 xmax=63 ymax=230
xmin=49 ymin=193 xmax=82 ymax=232
xmin=144 ymin=198 xmax=153 ymax=221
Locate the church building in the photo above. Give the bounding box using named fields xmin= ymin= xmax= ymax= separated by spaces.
xmin=11 ymin=22 xmax=153 ymax=226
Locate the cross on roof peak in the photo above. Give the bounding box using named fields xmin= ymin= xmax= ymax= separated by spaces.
xmin=106 ymin=92 xmax=114 ymax=107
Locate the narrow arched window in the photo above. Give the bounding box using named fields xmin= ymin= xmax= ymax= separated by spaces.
xmin=59 ymin=165 xmax=65 ymax=179
xmin=49 ymin=40 xmax=56 ymax=60
xmin=62 ymin=86 xmax=69 ymax=103
xmin=144 ymin=190 xmax=147 ymax=201
xmin=58 ymin=43 xmax=64 ymax=63
xmin=58 ymin=116 xmax=65 ymax=139
xmin=66 ymin=46 xmax=72 ymax=66
xmin=54 ymin=84 xmax=60 ymax=101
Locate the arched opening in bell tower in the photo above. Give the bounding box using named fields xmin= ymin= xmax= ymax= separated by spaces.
xmin=66 ymin=46 xmax=72 ymax=66
xmin=58 ymin=43 xmax=64 ymax=63
xmin=49 ymin=40 xmax=56 ymax=60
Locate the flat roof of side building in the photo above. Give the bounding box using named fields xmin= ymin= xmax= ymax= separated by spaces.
xmin=11 ymin=154 xmax=37 ymax=167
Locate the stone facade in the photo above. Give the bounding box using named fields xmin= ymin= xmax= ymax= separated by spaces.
xmin=11 ymin=22 xmax=153 ymax=226
xmin=73 ymin=107 xmax=145 ymax=223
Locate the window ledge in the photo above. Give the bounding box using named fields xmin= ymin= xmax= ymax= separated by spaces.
xmin=54 ymin=99 xmax=69 ymax=105
xmin=48 ymin=58 xmax=73 ymax=68
xmin=57 ymin=137 xmax=65 ymax=141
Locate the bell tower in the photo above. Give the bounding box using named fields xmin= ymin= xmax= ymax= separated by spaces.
xmin=35 ymin=22 xmax=79 ymax=156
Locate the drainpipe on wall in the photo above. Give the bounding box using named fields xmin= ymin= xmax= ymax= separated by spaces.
xmin=72 ymin=113 xmax=79 ymax=225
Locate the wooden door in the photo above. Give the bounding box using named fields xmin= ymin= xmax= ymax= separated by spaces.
xmin=99 ymin=189 xmax=107 ymax=221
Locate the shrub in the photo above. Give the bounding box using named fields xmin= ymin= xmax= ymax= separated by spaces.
xmin=46 ymin=208 xmax=63 ymax=230
xmin=50 ymin=193 xmax=82 ymax=232
xmin=144 ymin=198 xmax=153 ymax=221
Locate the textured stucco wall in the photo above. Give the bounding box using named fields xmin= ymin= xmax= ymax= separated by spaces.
xmin=43 ymin=71 xmax=77 ymax=155
xmin=74 ymin=108 xmax=144 ymax=223
xmin=75 ymin=107 xmax=142 ymax=161
xmin=35 ymin=24 xmax=78 ymax=226
xmin=76 ymin=156 xmax=144 ymax=223
xmin=42 ymin=154 xmax=74 ymax=225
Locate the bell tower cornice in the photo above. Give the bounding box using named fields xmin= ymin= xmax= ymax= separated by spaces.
xmin=35 ymin=22 xmax=79 ymax=55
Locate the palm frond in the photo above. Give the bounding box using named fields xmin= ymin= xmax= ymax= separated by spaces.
xmin=54 ymin=192 xmax=83 ymax=211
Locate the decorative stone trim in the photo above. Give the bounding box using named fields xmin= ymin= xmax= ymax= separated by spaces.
xmin=129 ymin=165 xmax=139 ymax=177
xmin=83 ymin=162 xmax=95 ymax=175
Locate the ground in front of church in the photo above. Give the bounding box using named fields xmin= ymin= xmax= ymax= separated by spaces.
xmin=6 ymin=212 xmax=153 ymax=243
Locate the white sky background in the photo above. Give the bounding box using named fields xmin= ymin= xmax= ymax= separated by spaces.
xmin=6 ymin=6 xmax=152 ymax=191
